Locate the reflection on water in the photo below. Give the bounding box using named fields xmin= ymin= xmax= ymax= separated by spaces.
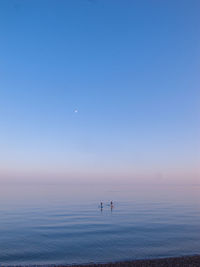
xmin=0 ymin=183 xmax=200 ymax=265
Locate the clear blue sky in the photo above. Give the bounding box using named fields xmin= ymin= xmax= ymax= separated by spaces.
xmin=0 ymin=0 xmax=199 ymax=183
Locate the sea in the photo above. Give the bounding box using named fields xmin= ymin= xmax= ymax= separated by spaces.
xmin=0 ymin=183 xmax=200 ymax=266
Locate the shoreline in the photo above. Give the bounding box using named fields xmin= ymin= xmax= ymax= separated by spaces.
xmin=5 ymin=255 xmax=200 ymax=267
xmin=61 ymin=255 xmax=200 ymax=267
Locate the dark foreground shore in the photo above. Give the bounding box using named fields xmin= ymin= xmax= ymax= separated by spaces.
xmin=9 ymin=255 xmax=200 ymax=267
xmin=57 ymin=255 xmax=200 ymax=267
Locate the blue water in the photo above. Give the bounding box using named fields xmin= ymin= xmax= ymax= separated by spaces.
xmin=0 ymin=184 xmax=200 ymax=265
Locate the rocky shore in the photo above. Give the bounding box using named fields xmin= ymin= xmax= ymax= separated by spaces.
xmin=57 ymin=255 xmax=200 ymax=267
xmin=5 ymin=255 xmax=200 ymax=267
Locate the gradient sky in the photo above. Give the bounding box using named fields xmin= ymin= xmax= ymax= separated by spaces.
xmin=0 ymin=0 xmax=199 ymax=184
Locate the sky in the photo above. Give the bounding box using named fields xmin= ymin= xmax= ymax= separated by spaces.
xmin=0 ymin=0 xmax=199 ymax=184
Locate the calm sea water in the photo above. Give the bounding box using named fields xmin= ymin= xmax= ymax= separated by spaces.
xmin=0 ymin=183 xmax=200 ymax=266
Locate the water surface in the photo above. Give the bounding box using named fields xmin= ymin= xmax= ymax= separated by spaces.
xmin=0 ymin=183 xmax=200 ymax=265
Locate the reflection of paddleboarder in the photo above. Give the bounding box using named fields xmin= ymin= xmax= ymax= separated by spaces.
xmin=110 ymin=201 xmax=113 ymax=211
